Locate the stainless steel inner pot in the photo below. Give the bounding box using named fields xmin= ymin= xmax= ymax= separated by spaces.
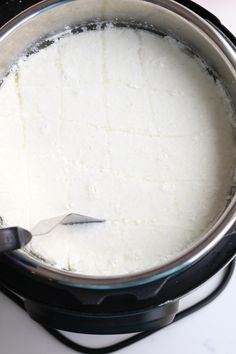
xmin=0 ymin=0 xmax=236 ymax=289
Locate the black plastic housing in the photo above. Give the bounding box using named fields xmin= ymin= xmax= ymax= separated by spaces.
xmin=0 ymin=230 xmax=235 ymax=333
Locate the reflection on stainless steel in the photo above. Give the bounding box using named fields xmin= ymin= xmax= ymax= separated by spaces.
xmin=32 ymin=213 xmax=105 ymax=236
xmin=0 ymin=0 xmax=236 ymax=289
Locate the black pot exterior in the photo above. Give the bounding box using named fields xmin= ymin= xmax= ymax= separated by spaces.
xmin=0 ymin=230 xmax=235 ymax=333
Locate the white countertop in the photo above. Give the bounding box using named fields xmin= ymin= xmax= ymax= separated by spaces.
xmin=0 ymin=1 xmax=236 ymax=353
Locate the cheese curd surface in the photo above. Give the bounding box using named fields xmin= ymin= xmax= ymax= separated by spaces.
xmin=0 ymin=26 xmax=235 ymax=275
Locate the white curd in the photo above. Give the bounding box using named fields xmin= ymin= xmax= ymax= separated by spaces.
xmin=0 ymin=26 xmax=235 ymax=275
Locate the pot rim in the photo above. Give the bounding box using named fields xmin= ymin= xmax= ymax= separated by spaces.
xmin=1 ymin=0 xmax=236 ymax=289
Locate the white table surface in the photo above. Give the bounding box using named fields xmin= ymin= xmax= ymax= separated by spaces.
xmin=0 ymin=1 xmax=236 ymax=353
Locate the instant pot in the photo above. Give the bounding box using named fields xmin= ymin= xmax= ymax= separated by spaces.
xmin=0 ymin=0 xmax=235 ymax=336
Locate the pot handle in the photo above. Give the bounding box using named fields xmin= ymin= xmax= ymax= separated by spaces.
xmin=0 ymin=227 xmax=32 ymax=253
